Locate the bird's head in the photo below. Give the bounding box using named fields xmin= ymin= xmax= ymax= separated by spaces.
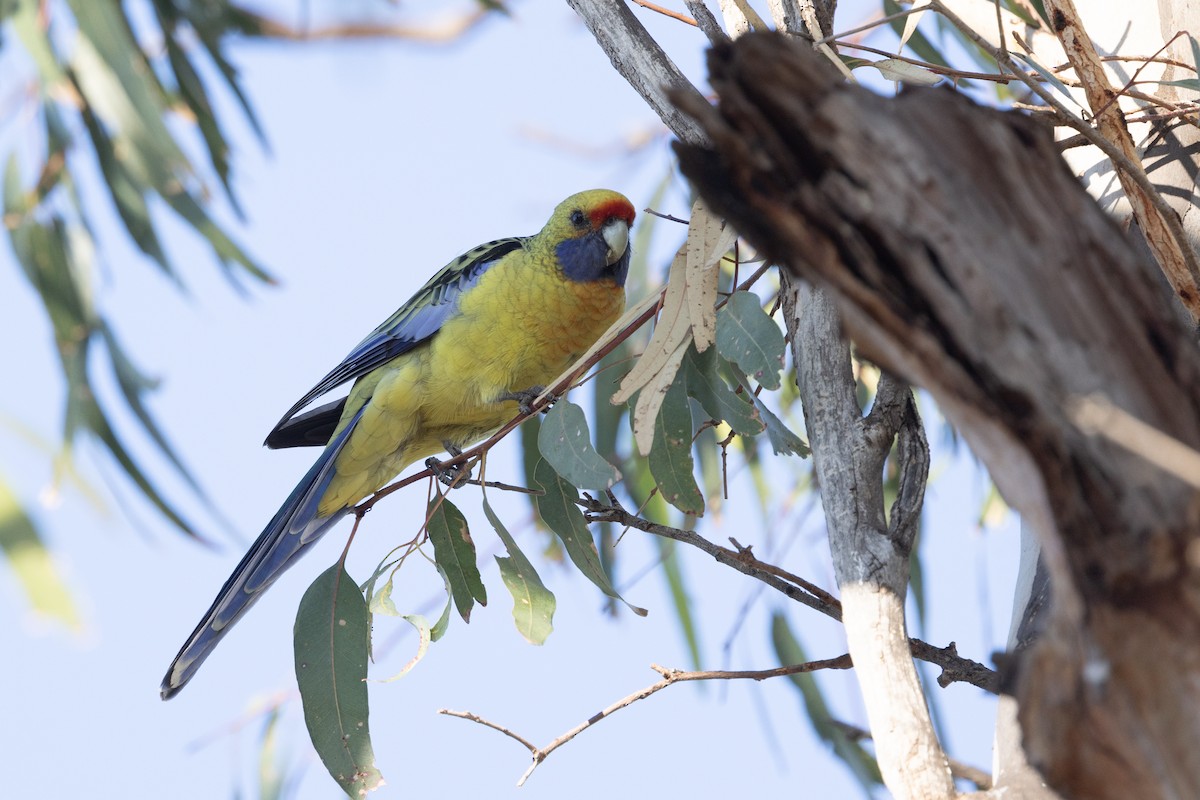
xmin=544 ymin=189 xmax=636 ymax=286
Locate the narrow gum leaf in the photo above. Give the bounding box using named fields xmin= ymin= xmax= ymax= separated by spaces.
xmin=294 ymin=565 xmax=384 ymax=796
xmin=425 ymin=495 xmax=486 ymax=623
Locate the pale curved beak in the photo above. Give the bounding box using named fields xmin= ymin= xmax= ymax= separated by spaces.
xmin=602 ymin=219 xmax=630 ymax=265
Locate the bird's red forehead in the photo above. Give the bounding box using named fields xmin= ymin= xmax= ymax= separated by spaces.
xmin=589 ymin=197 xmax=636 ymax=227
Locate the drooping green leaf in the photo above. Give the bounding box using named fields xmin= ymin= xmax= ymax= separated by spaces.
xmin=0 ymin=478 xmax=80 ymax=629
xmin=76 ymin=101 xmax=173 ymax=275
xmin=648 ymin=380 xmax=705 ymax=516
xmin=538 ymin=399 xmax=621 ymax=491
xmin=727 ymin=364 xmax=810 ymax=458
xmin=10 ymin=0 xmax=66 ymax=88
xmin=5 ymin=188 xmax=204 ymax=538
xmin=532 ymin=458 xmax=647 ymax=616
xmin=157 ymin=16 xmax=241 ymax=214
xmin=592 ymin=344 xmax=630 ymax=613
xmin=294 ymin=565 xmax=383 ymax=797
xmin=716 ymin=291 xmax=785 ymax=390
xmin=99 ymin=321 xmax=206 ymax=496
xmin=426 ymin=494 xmax=486 ymax=622
xmin=483 ymin=496 xmax=555 ymax=645
xmin=681 ymin=344 xmax=764 ymax=436
xmin=519 ymin=413 xmax=543 ymax=518
xmin=754 ymin=397 xmax=810 ymax=457
xmin=771 ymin=613 xmax=881 ymax=793
xmin=429 ymin=563 xmax=454 ymax=642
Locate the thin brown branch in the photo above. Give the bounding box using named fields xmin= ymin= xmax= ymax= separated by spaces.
xmin=438 ymin=710 xmax=539 ymax=754
xmin=632 ymin=0 xmax=697 ymax=26
xmin=580 ymin=494 xmax=843 ymax=618
xmin=650 ymin=656 xmax=853 ymax=682
xmin=441 ymin=656 xmax=852 ymax=786
xmin=816 ymin=5 xmax=931 ymax=45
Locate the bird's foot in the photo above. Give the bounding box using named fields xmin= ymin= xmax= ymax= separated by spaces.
xmin=500 ymin=385 xmax=554 ymax=416
xmin=426 ymin=445 xmax=471 ymax=488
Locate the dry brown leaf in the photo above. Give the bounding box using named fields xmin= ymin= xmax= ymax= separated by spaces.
xmin=611 ymin=243 xmax=692 ymax=404
xmin=631 ymin=340 xmax=690 ymax=456
xmin=685 ymin=199 xmax=722 ymax=352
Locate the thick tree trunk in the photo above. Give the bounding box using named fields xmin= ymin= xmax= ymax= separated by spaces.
xmin=673 ymin=32 xmax=1200 ymax=800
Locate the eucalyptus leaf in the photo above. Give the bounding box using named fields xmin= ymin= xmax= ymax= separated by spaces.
xmin=426 ymin=494 xmax=486 ymax=622
xmin=294 ymin=565 xmax=383 ymax=796
xmin=539 ymin=399 xmax=621 ymax=490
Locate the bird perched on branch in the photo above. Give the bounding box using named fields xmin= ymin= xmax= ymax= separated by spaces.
xmin=161 ymin=189 xmax=635 ymax=699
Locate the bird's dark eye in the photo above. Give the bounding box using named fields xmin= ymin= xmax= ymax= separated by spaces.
xmin=570 ymin=209 xmax=587 ymax=228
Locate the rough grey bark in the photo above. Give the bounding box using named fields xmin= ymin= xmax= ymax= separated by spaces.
xmin=784 ymin=278 xmax=949 ymax=799
xmin=673 ymin=31 xmax=1200 ymax=800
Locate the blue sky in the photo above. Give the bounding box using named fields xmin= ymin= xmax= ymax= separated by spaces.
xmin=0 ymin=3 xmax=1020 ymax=798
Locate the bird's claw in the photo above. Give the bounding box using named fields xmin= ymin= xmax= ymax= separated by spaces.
xmin=502 ymin=385 xmax=555 ymax=416
xmin=425 ymin=456 xmax=472 ymax=487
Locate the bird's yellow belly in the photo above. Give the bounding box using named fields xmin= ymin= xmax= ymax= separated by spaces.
xmin=317 ymin=267 xmax=623 ymax=515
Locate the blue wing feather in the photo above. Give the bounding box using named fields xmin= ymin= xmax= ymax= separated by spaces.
xmin=264 ymin=237 xmax=525 ymax=444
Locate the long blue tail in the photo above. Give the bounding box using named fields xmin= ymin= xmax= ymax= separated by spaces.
xmin=160 ymin=406 xmax=366 ymax=699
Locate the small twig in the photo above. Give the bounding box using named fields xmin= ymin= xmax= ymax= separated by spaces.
xmin=438 ymin=710 xmax=539 ymax=753
xmin=441 ymin=656 xmax=852 ymax=786
xmin=644 ymin=207 xmax=691 ymax=225
xmin=631 ymin=0 xmax=697 ymax=27
xmin=580 ymin=495 xmax=842 ymax=619
xmin=815 ymin=6 xmax=930 ymax=46
xmin=726 ymin=536 xmax=841 ymax=608
xmin=460 ymin=477 xmax=544 ymax=495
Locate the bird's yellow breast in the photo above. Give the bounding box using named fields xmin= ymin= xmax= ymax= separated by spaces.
xmin=317 ymin=254 xmax=623 ymax=513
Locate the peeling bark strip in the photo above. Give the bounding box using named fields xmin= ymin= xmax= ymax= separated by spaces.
xmin=673 ymin=32 xmax=1200 ymax=800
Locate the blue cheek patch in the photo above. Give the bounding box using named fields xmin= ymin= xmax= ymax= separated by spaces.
xmin=555 ymin=235 xmax=630 ymax=286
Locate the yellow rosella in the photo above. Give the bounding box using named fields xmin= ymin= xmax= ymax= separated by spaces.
xmin=161 ymin=189 xmax=635 ymax=699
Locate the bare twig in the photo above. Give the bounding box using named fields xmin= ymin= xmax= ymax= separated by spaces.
xmin=438 ymin=710 xmax=539 ymax=753
xmin=441 ymin=656 xmax=853 ymax=786
xmin=816 ymin=5 xmax=931 ymax=45
xmin=632 ymin=0 xmax=697 ymax=27
xmin=580 ymin=495 xmax=842 ymax=618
